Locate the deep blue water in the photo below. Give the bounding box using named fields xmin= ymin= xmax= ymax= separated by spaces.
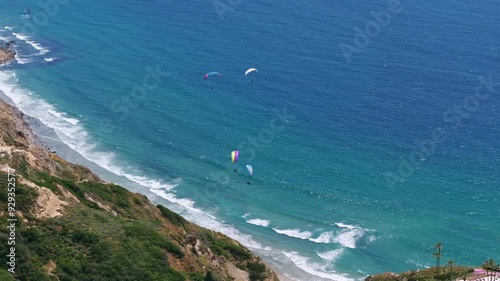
xmin=1 ymin=0 xmax=499 ymax=280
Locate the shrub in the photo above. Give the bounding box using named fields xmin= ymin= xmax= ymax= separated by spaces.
xmin=71 ymin=229 xmax=100 ymax=245
xmin=123 ymin=223 xmax=184 ymax=259
xmin=247 ymin=261 xmax=267 ymax=281
xmin=157 ymin=205 xmax=187 ymax=228
xmin=189 ymin=272 xmax=205 ymax=281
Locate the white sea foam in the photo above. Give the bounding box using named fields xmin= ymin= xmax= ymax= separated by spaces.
xmin=12 ymin=32 xmax=29 ymax=42
xmin=334 ymin=222 xmax=357 ymax=229
xmin=243 ymin=213 xmax=270 ymax=227
xmin=310 ymin=231 xmax=335 ymax=243
xmin=310 ymin=225 xmax=367 ymax=249
xmin=333 ymin=228 xmax=365 ymax=249
xmin=14 ymin=53 xmax=33 ymax=65
xmin=0 ymin=60 xmax=13 ymax=67
xmin=150 ymin=189 xmax=197 ymax=211
xmin=151 ymin=189 xmax=264 ymax=250
xmin=272 ymin=228 xmax=313 ymax=240
xmin=4 ymin=26 xmax=14 ymax=30
xmin=367 ymin=235 xmax=376 ymax=243
xmin=272 ymin=225 xmax=366 ymax=248
xmin=48 ymin=109 xmax=79 ymax=125
xmin=28 ymin=40 xmax=50 ymax=55
xmin=44 ymin=57 xmax=56 ymax=62
xmin=247 ymin=218 xmax=270 ymax=227
xmin=282 ymin=251 xmax=353 ymax=281
xmin=317 ymin=248 xmax=345 ymax=261
xmin=12 ymin=32 xmax=50 ymax=55
xmin=124 ymin=173 xmax=179 ymax=192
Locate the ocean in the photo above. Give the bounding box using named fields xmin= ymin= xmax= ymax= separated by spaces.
xmin=1 ymin=0 xmax=499 ymax=280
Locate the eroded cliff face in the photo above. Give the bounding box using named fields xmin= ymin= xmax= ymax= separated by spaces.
xmin=0 ymin=100 xmax=279 ymax=281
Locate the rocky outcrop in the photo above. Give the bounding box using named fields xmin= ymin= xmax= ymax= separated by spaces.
xmin=0 ymin=47 xmax=15 ymax=65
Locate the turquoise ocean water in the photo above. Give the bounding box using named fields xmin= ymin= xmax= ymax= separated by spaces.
xmin=1 ymin=0 xmax=499 ymax=280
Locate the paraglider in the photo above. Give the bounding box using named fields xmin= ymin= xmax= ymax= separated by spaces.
xmin=244 ymin=68 xmax=258 ymax=76
xmin=204 ymin=72 xmax=222 ymax=80
xmin=246 ymin=164 xmax=253 ymax=185
xmin=245 ymin=68 xmax=258 ymax=83
xmin=231 ymin=151 xmax=239 ymax=164
xmin=245 ymin=165 xmax=253 ymax=177
xmin=231 ymin=151 xmax=239 ymax=172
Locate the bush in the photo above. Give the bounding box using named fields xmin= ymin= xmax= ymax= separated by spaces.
xmin=204 ymin=231 xmax=251 ymax=261
xmin=123 ymin=223 xmax=184 ymax=259
xmin=71 ymin=229 xmax=99 ymax=245
xmin=0 ymin=269 xmax=16 ymax=281
xmin=189 ymin=272 xmax=205 ymax=281
xmin=12 ymin=182 xmax=39 ymax=213
xmin=204 ymin=271 xmax=216 ymax=281
xmin=157 ymin=205 xmax=187 ymax=228
xmin=247 ymin=261 xmax=267 ymax=281
xmin=226 ymin=243 xmax=251 ymax=261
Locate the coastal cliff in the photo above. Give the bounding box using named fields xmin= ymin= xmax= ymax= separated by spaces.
xmin=0 ymin=100 xmax=279 ymax=281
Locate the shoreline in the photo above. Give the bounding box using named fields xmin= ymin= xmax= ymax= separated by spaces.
xmin=0 ymin=98 xmax=282 ymax=280
xmin=0 ymin=85 xmax=287 ymax=280
xmin=0 ymin=93 xmax=282 ymax=281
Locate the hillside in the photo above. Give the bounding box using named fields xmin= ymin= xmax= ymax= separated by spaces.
xmin=0 ymin=100 xmax=279 ymax=281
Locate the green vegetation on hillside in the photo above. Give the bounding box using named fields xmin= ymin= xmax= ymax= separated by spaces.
xmin=0 ymin=169 xmax=276 ymax=281
xmin=0 ymin=172 xmax=187 ymax=281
